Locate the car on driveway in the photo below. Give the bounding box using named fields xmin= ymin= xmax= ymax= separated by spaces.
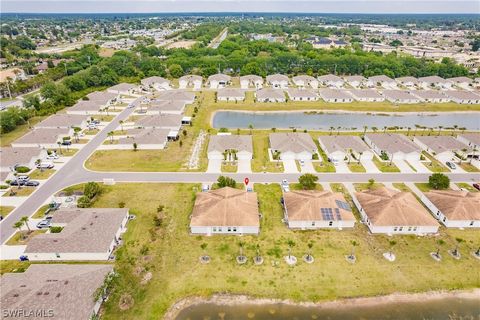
xmin=25 ymin=180 xmax=40 ymax=187
xmin=46 ymin=154 xmax=59 ymax=160
xmin=10 ymin=180 xmax=26 ymax=186
xmin=37 ymin=161 xmax=54 ymax=169
xmin=36 ymin=219 xmax=51 ymax=229
xmin=281 ymin=179 xmax=290 ymax=192
xmin=446 ymin=161 xmax=456 ymax=169
xmin=61 ymin=140 xmax=72 ymax=146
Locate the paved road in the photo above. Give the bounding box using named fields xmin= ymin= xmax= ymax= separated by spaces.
xmin=1 ymin=105 xmax=480 ymax=243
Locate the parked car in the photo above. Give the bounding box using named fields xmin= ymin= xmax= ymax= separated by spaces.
xmin=281 ymin=179 xmax=290 ymax=192
xmin=19 ymin=255 xmax=29 ymax=261
xmin=473 ymin=183 xmax=480 ymax=191
xmin=46 ymin=153 xmax=59 ymax=160
xmin=299 ymin=160 xmax=305 ymax=167
xmin=10 ymin=180 xmax=26 ymax=186
xmin=36 ymin=219 xmax=51 ymax=229
xmin=37 ymin=161 xmax=54 ymax=169
xmin=446 ymin=161 xmax=456 ymax=170
xmin=61 ymin=140 xmax=72 ymax=146
xmin=25 ymin=180 xmax=40 ymax=187
xmin=91 ymin=119 xmax=100 ymax=124
xmin=17 ymin=175 xmax=30 ymax=182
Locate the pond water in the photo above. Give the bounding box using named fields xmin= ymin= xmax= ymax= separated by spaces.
xmin=212 ymin=111 xmax=480 ymax=131
xmin=175 ymin=297 xmax=480 ymax=320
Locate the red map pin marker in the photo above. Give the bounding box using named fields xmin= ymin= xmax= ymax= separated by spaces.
xmin=244 ymin=178 xmax=249 ymax=185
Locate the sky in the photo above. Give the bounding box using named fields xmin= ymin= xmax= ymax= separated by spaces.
xmin=1 ymin=0 xmax=479 ymax=14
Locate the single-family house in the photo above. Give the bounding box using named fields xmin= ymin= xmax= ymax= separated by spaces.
xmin=0 ymin=264 xmax=114 ymax=320
xmin=418 ymin=76 xmax=452 ymax=90
xmin=421 ymin=190 xmax=480 ymax=228
xmin=366 ymin=75 xmax=396 ymax=88
xmin=34 ymin=114 xmax=88 ymax=129
xmin=255 ymin=88 xmax=286 ymax=102
xmin=347 ymin=89 xmax=385 ymax=102
xmin=86 ymin=91 xmax=119 ymax=104
xmin=207 ymin=135 xmax=253 ymax=161
xmin=395 ymin=76 xmax=419 ymax=88
xmin=0 ymin=147 xmax=47 ymax=178
xmin=355 ymin=187 xmax=439 ymax=234
xmin=266 ymin=74 xmax=289 ymax=89
xmin=318 ymin=135 xmax=373 ymax=163
xmin=118 ymin=128 xmax=171 ymax=149
xmin=190 ymin=187 xmax=260 ymax=235
xmin=217 ymin=88 xmax=245 ymax=101
xmin=67 ymin=100 xmax=107 ymax=115
xmin=286 ymin=88 xmax=318 ymax=101
xmin=107 ymin=83 xmax=137 ymax=95
xmin=178 ymin=75 xmax=202 ymax=90
xmin=413 ymin=135 xmax=469 ymax=161
xmin=11 ymin=128 xmax=72 ymax=149
xmin=143 ymin=100 xmax=186 ymax=115
xmin=445 ymin=90 xmax=480 ymax=104
xmin=319 ymin=88 xmax=354 ymax=103
xmin=240 ymin=75 xmax=263 ymax=89
xmin=292 ymin=75 xmax=318 ymax=89
xmin=283 ymin=190 xmax=356 ymax=229
xmin=343 ymin=75 xmax=366 ymax=88
xmin=381 ymin=89 xmax=420 ymax=104
xmin=317 ymin=74 xmax=344 ymax=88
xmin=411 ymin=90 xmax=450 ymax=103
xmin=155 ymin=90 xmax=196 ymax=104
xmin=457 ymin=133 xmax=480 ymax=150
xmin=141 ymin=76 xmax=171 ymax=91
xmin=269 ymin=132 xmax=317 ymax=160
xmin=24 ymin=208 xmax=129 ymax=261
xmin=447 ymin=76 xmax=473 ymax=90
xmin=364 ymin=133 xmax=421 ymax=161
xmin=134 ymin=114 xmax=183 ymax=131
xmin=207 ymin=74 xmax=231 ymax=89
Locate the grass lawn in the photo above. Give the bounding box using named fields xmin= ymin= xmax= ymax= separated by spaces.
xmin=251 ymin=132 xmax=284 ymax=172
xmin=221 ymin=163 xmax=237 ymax=173
xmin=0 ymin=206 xmax=14 ymax=218
xmin=32 ymin=204 xmax=50 ymax=218
xmin=392 ymin=183 xmax=412 ymax=192
xmin=456 ymin=183 xmax=478 ymax=192
xmin=421 ymin=152 xmax=449 ymax=173
xmin=459 ymin=162 xmax=480 ymax=172
xmin=6 ymin=230 xmax=47 ymax=245
xmin=50 ymin=148 xmax=78 ymax=157
xmin=0 ymin=261 xmax=30 ymax=275
xmin=354 ymin=183 xmax=385 ymax=192
xmin=0 ymin=116 xmax=47 ymax=147
xmin=289 ymin=183 xmax=324 ymax=191
xmin=414 ymin=183 xmax=451 ymax=193
xmin=74 ymin=182 xmax=480 ymax=320
xmin=347 ymin=162 xmax=366 ymax=173
xmin=28 ymin=169 xmax=56 ymax=180
xmin=84 ymin=129 xmax=100 ymax=135
xmin=372 ymin=157 xmax=400 ymax=173
xmin=2 ymin=187 xmax=36 ymax=197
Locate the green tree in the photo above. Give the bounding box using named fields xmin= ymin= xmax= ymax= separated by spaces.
xmin=168 ymin=64 xmax=184 ymax=78
xmin=428 ymin=173 xmax=450 ymax=190
xmin=298 ymin=173 xmax=318 ymax=190
xmin=217 ymin=175 xmax=236 ymax=188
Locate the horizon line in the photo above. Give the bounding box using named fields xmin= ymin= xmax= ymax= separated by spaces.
xmin=2 ymin=11 xmax=479 ymax=15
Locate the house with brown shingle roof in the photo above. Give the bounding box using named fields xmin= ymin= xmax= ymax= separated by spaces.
xmin=1 ymin=264 xmax=113 ymax=320
xmin=355 ymin=187 xmax=439 ymax=234
xmin=283 ymin=190 xmax=356 ymax=229
xmin=269 ymin=132 xmax=318 ymax=160
xmin=24 ymin=208 xmax=129 ymax=260
xmin=421 ymin=190 xmax=480 ymax=228
xmin=190 ymin=187 xmax=260 ymax=235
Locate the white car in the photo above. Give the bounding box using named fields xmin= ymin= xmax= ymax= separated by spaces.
xmin=46 ymin=154 xmax=59 ymax=160
xmin=281 ymin=179 xmax=290 ymax=192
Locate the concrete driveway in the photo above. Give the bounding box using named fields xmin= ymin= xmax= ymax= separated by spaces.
xmin=335 ymin=162 xmax=350 ymax=173
xmin=407 ymin=159 xmax=430 ymax=173
xmin=0 ymin=245 xmax=26 ymax=260
xmin=360 ymin=159 xmax=381 ymax=173
xmin=393 ymin=159 xmax=415 ymax=173
xmin=206 ymin=159 xmax=222 ymax=173
xmin=237 ymin=159 xmax=252 ymax=173
xmin=283 ymin=160 xmax=298 ymax=173
xmin=300 ymin=161 xmax=315 ymax=173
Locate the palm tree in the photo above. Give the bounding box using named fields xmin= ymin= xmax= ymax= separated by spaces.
xmin=57 ymin=141 xmax=63 ymax=155
xmin=383 ymin=126 xmax=387 ymax=134
xmin=358 ymin=152 xmax=363 ymax=163
xmin=108 ymin=131 xmax=114 ymax=143
xmin=73 ymin=127 xmax=81 ymax=143
xmin=438 ymin=126 xmax=443 ymax=136
xmin=459 ymin=148 xmax=468 ymax=164
xmin=287 ymin=239 xmax=295 ymax=260
xmin=363 ymin=125 xmax=368 ymax=134
xmin=406 ymin=127 xmax=411 ymax=136
xmin=20 ymin=216 xmax=31 ymax=233
xmin=329 ymin=126 xmax=335 ymax=135
xmin=336 ymin=126 xmax=341 ymax=135
xmin=470 ymin=147 xmax=477 ymax=164
xmin=452 ymin=125 xmax=458 ymax=136
xmin=248 ymin=124 xmax=254 ymax=135
xmin=13 ymin=221 xmax=24 ymax=239
xmin=372 ymin=127 xmax=378 ymax=133
xmin=119 ymin=120 xmax=125 ymax=132
xmin=306 ymin=241 xmax=314 ymax=261
xmin=347 ymin=148 xmax=353 ymax=164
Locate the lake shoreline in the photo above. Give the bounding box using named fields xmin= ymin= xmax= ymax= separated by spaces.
xmin=164 ymin=289 xmax=480 ymax=320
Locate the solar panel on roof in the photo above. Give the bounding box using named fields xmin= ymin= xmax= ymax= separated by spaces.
xmin=335 ymin=200 xmax=352 ymax=211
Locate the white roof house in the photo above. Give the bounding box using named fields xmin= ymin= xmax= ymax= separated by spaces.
xmin=445 ymin=90 xmax=480 ymax=104
xmin=347 ymin=89 xmax=385 ymax=102
xmin=318 ymin=135 xmax=373 ymax=163
xmin=366 ymin=75 xmax=396 ymax=88
xmin=292 ymin=75 xmax=318 ymax=89
xmin=283 ymin=190 xmax=356 ymax=229
xmin=207 ymin=74 xmax=231 ymax=89
xmin=1 ymin=264 xmax=114 ymax=320
xmin=269 ymin=132 xmax=318 ymax=160
xmin=395 ymin=76 xmax=419 ymax=88
xmin=207 ymin=135 xmax=253 ymax=160
xmin=411 ymin=90 xmax=450 ymax=103
xmin=418 ymin=76 xmax=452 ymax=89
xmin=34 ymin=114 xmax=88 ymax=129
xmin=381 ymin=89 xmax=420 ymax=104
xmin=266 ymin=74 xmax=289 ymax=89
xmin=317 ymin=74 xmax=344 ymax=88
xmin=413 ymin=135 xmax=469 ymax=161
xmin=217 ymin=88 xmax=245 ymax=101
xmin=343 ymin=75 xmax=366 ymax=88
xmin=364 ymin=133 xmax=421 ymax=161
xmin=421 ymin=190 xmax=480 ymax=228
xmin=141 ymin=76 xmax=171 ymax=91
xmin=240 ymin=75 xmax=263 ymax=89
xmin=286 ymin=88 xmax=319 ymax=101
xmin=179 ymin=75 xmax=203 ymax=90
xmin=319 ymin=88 xmax=354 ymax=103
xmin=255 ymin=88 xmax=286 ymax=102
xmin=355 ymin=187 xmax=439 ymax=235
xmin=12 ymin=128 xmax=72 ymax=149
xmin=107 ymin=83 xmax=137 ymax=95
xmin=24 ymin=208 xmax=129 ymax=261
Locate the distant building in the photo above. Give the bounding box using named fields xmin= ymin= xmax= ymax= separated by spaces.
xmin=179 ymin=75 xmax=202 ymax=90
xmin=286 ymin=88 xmax=319 ymax=101
xmin=255 ymin=88 xmax=286 ymax=102
xmin=240 ymin=75 xmax=263 ymax=89
xmin=207 ymin=74 xmax=231 ymax=89
xmin=292 ymin=75 xmax=318 ymax=89
xmin=306 ymin=36 xmax=348 ymax=49
xmin=317 ymin=74 xmax=344 ymax=88
xmin=266 ymin=74 xmax=289 ymax=89
xmin=217 ymin=88 xmax=245 ymax=101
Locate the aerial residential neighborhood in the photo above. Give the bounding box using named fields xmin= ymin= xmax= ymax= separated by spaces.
xmin=0 ymin=5 xmax=479 ymax=320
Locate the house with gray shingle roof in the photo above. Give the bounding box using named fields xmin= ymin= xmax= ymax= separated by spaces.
xmin=269 ymin=132 xmax=318 ymax=160
xmin=445 ymin=90 xmax=480 ymax=104
xmin=413 ymin=135 xmax=470 ymax=160
xmin=292 ymin=75 xmax=318 ymax=89
xmin=411 ymin=90 xmax=450 ymax=103
xmin=347 ymin=89 xmax=385 ymax=102
xmin=318 ymin=135 xmax=373 ymax=163
xmin=0 ymin=147 xmax=47 ymax=172
xmin=381 ymin=90 xmax=420 ymax=104
xmin=107 ymin=83 xmax=137 ymax=95
xmin=155 ymin=90 xmax=196 ymax=104
xmin=319 ymin=88 xmax=353 ymax=103
xmin=86 ymin=91 xmax=119 ymax=104
xmin=34 ymin=114 xmax=88 ymax=129
xmin=207 ymin=74 xmax=231 ymax=89
xmin=12 ymin=128 xmax=72 ymax=148
xmin=457 ymin=133 xmax=480 ymax=149
xmin=395 ymin=76 xmax=419 ymax=88
xmin=208 ymin=135 xmax=253 ymax=160
xmin=141 ymin=76 xmax=171 ymax=91
xmin=134 ymin=114 xmax=182 ymax=130
xmin=255 ymin=88 xmax=286 ymax=102
xmin=179 ymin=75 xmax=202 ymax=90
xmin=343 ymin=75 xmax=365 ymax=88
xmin=240 ymin=75 xmax=263 ymax=89
xmin=364 ymin=133 xmax=421 ymax=161
xmin=217 ymin=88 xmax=245 ymax=101
xmin=418 ymin=76 xmax=452 ymax=89
xmin=266 ymin=74 xmax=289 ymax=89
xmin=116 ymin=128 xmax=171 ymax=149
xmin=317 ymin=74 xmax=344 ymax=88
xmin=286 ymin=88 xmax=318 ymax=101
xmin=143 ymin=100 xmax=186 ymax=115
xmin=366 ymin=75 xmax=396 ymax=88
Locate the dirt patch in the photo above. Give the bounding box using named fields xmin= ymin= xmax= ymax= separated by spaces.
xmin=140 ymin=272 xmax=152 ymax=285
xmin=118 ymin=293 xmax=134 ymax=311
xmin=133 ymin=266 xmax=145 ymax=277
xmin=166 ymin=40 xmax=197 ymax=49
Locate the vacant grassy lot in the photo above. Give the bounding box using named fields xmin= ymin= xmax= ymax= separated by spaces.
xmin=251 ymin=132 xmax=284 ymax=172
xmin=29 ymin=169 xmax=56 ymax=180
xmin=221 ymin=163 xmax=237 ymax=173
xmin=354 ymin=183 xmax=385 ymax=192
xmin=0 ymin=206 xmax=14 ymax=218
xmin=44 ymin=182 xmax=479 ymax=320
xmin=456 ymin=183 xmax=478 ymax=192
xmin=348 ymin=162 xmax=366 ymax=172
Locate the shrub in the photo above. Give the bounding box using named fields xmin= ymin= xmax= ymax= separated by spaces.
xmin=15 ymin=166 xmax=30 ymax=173
xmin=77 ymin=196 xmax=91 ymax=208
xmin=49 ymin=226 xmax=63 ymax=233
xmin=118 ymin=201 xmax=126 ymax=208
xmin=217 ymin=176 xmax=236 ymax=188
xmin=83 ymin=182 xmax=100 ymax=199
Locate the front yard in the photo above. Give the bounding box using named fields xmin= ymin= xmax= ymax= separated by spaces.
xmin=29 ymin=169 xmax=56 ymax=180
xmin=2 ymin=187 xmax=36 ymax=197
xmin=372 ymin=156 xmax=401 ymax=172
xmin=0 ymin=206 xmax=14 ymax=218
